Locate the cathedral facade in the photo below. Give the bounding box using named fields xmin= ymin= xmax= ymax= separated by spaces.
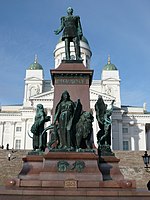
xmin=0 ymin=37 xmax=150 ymax=151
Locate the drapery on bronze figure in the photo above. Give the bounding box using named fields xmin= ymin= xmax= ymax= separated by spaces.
xmin=54 ymin=7 xmax=83 ymax=60
xmin=41 ymin=91 xmax=93 ymax=151
xmin=50 ymin=91 xmax=93 ymax=151
xmin=53 ymin=90 xmax=75 ymax=150
xmin=30 ymin=104 xmax=50 ymax=151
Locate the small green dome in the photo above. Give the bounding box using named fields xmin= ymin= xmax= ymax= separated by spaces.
xmin=103 ymin=63 xmax=117 ymax=71
xmin=28 ymin=55 xmax=43 ymax=70
xmin=103 ymin=56 xmax=117 ymax=71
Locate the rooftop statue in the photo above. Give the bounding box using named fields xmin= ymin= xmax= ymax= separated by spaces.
xmin=30 ymin=104 xmax=50 ymax=152
xmin=54 ymin=7 xmax=83 ymax=60
xmin=95 ymin=96 xmax=115 ymax=156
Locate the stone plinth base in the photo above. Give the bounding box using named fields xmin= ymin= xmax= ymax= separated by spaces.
xmin=3 ymin=152 xmax=143 ymax=199
xmin=1 ymin=187 xmax=150 ymax=200
xmin=15 ymin=152 xmax=103 ymax=188
xmin=6 ymin=152 xmax=135 ymax=190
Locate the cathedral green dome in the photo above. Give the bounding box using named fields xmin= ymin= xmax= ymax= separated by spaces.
xmin=103 ymin=63 xmax=117 ymax=71
xmin=103 ymin=56 xmax=117 ymax=71
xmin=28 ymin=56 xmax=43 ymax=70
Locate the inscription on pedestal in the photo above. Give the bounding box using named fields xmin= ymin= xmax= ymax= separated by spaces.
xmin=55 ymin=78 xmax=88 ymax=85
xmin=64 ymin=179 xmax=77 ymax=188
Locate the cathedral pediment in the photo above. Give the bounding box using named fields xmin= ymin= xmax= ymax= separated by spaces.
xmin=30 ymin=89 xmax=54 ymax=100
xmin=29 ymin=88 xmax=114 ymax=103
xmin=90 ymin=89 xmax=115 ymax=102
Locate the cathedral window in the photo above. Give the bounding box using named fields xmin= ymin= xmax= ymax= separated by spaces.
xmin=15 ymin=139 xmax=21 ymax=149
xmin=123 ymin=140 xmax=129 ymax=151
xmin=16 ymin=127 xmax=22 ymax=132
xmin=123 ymin=127 xmax=128 ymax=134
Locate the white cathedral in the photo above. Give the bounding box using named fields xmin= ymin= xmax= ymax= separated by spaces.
xmin=0 ymin=36 xmax=150 ymax=151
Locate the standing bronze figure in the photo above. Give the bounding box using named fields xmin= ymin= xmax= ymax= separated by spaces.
xmin=53 ymin=91 xmax=75 ymax=149
xmin=42 ymin=91 xmax=94 ymax=151
xmin=95 ymin=96 xmax=115 ymax=156
xmin=31 ymin=104 xmax=50 ymax=151
xmin=54 ymin=7 xmax=83 ymax=60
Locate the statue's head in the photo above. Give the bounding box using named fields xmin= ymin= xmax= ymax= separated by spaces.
xmin=36 ymin=104 xmax=44 ymax=111
xmin=61 ymin=90 xmax=70 ymax=101
xmin=98 ymin=95 xmax=102 ymax=99
xmin=67 ymin=7 xmax=73 ymax=15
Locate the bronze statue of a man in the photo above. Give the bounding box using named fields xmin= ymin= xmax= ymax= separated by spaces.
xmin=54 ymin=7 xmax=83 ymax=60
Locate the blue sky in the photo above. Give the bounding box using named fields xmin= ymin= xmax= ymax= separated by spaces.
xmin=0 ymin=0 xmax=150 ymax=110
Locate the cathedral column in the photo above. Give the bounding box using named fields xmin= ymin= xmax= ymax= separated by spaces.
xmin=0 ymin=122 xmax=5 ymax=147
xmin=131 ymin=136 xmax=135 ymax=150
xmin=138 ymin=123 xmax=146 ymax=150
xmin=10 ymin=121 xmax=16 ymax=149
xmin=22 ymin=119 xmax=27 ymax=149
xmin=118 ymin=120 xmax=123 ymax=150
xmin=129 ymin=122 xmax=135 ymax=150
xmin=23 ymin=83 xmax=28 ymax=103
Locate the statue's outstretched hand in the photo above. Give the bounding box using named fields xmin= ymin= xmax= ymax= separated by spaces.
xmin=54 ymin=30 xmax=59 ymax=35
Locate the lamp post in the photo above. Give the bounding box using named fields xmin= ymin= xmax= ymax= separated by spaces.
xmin=142 ymin=151 xmax=150 ymax=172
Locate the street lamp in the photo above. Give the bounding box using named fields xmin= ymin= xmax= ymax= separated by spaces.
xmin=142 ymin=151 xmax=150 ymax=171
